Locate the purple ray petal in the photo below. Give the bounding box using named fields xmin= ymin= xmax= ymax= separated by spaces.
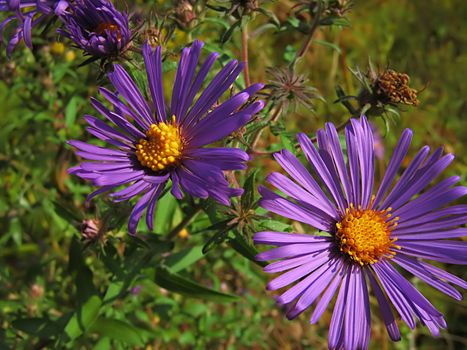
xmin=365 ymin=269 xmax=401 ymax=341
xmin=393 ymin=255 xmax=462 ymax=300
xmin=253 ymin=231 xmax=331 ymax=245
xmin=373 ymin=129 xmax=413 ymax=207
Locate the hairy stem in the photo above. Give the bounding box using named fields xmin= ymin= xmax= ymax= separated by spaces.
xmin=294 ymin=0 xmax=323 ymax=64
xmin=248 ymin=102 xmax=283 ymax=153
xmin=241 ymin=23 xmax=251 ymax=87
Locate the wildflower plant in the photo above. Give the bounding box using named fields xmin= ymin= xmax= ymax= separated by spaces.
xmin=0 ymin=1 xmax=465 ymax=349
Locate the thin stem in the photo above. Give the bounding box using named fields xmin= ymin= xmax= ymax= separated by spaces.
xmin=294 ymin=0 xmax=323 ymax=64
xmin=248 ymin=102 xmax=283 ymax=153
xmin=166 ymin=206 xmax=201 ymax=240
xmin=241 ymin=23 xmax=251 ymax=87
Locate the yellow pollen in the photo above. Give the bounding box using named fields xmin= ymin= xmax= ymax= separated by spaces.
xmin=135 ymin=117 xmax=183 ymax=172
xmin=95 ymin=22 xmax=122 ymax=41
xmin=335 ymin=201 xmax=399 ymax=265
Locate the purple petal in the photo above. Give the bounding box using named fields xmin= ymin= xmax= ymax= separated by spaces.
xmin=266 ymin=250 xmax=332 ymax=291
xmin=255 ymin=242 xmax=332 ymax=262
xmin=393 ymin=255 xmax=462 ymax=300
xmin=108 ymin=64 xmax=154 ymax=128
xmin=365 ymin=269 xmax=401 ymax=341
xmin=297 ymin=133 xmax=347 ymax=213
xmin=128 ymin=186 xmax=158 ymax=234
xmin=253 ymin=231 xmax=331 ymax=245
xmin=284 ymin=259 xmax=342 ymax=319
xmin=142 ymin=42 xmax=166 ymax=121
xmin=273 ymin=149 xmax=338 ymax=219
xmin=373 ymin=129 xmax=413 ymax=207
xmin=310 ymin=265 xmax=346 ymax=324
xmin=258 ymin=186 xmax=335 ymax=232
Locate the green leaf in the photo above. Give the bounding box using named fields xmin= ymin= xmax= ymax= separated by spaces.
xmin=164 ymin=245 xmax=204 ymax=273
xmin=319 ymin=16 xmax=351 ymax=27
xmin=64 ymin=96 xmax=80 ymax=129
xmin=221 ymin=20 xmax=241 ymax=44
xmin=280 ymin=134 xmax=295 ymax=153
xmin=311 ymin=39 xmax=342 ymax=54
xmin=64 ymin=295 xmax=102 ymax=340
xmin=197 ymin=218 xmax=233 ymax=254
xmin=241 ymin=170 xmax=258 ymax=209
xmin=255 ymin=7 xmax=280 ymax=27
xmin=228 ymin=232 xmax=266 ymax=267
xmin=52 ymin=200 xmax=82 ymax=224
xmin=257 ymin=219 xmax=293 ymax=232
xmin=155 ymin=266 xmax=238 ymax=302
xmin=88 ymin=317 xmax=144 ymax=346
xmin=154 ymin=190 xmax=179 ymax=233
xmin=12 ymin=317 xmax=62 ymax=338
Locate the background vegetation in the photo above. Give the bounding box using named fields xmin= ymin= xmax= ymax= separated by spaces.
xmin=0 ymin=0 xmax=465 ymax=349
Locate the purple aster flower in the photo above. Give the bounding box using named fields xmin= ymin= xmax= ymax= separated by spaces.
xmin=254 ymin=116 xmax=466 ymax=349
xmin=57 ymin=0 xmax=131 ymax=58
xmin=0 ymin=0 xmax=68 ymax=55
xmin=68 ymin=40 xmax=264 ymax=234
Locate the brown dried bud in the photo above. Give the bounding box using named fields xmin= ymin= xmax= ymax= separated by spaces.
xmin=174 ymin=0 xmax=197 ymax=29
xmin=30 ymin=284 xmax=44 ymax=299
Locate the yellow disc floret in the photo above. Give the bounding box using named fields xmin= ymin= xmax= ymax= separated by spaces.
xmin=136 ymin=117 xmax=183 ymax=172
xmin=335 ymin=198 xmax=400 ymax=265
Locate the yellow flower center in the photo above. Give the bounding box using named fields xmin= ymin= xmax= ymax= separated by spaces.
xmin=335 ymin=200 xmax=400 ymax=265
xmin=135 ymin=117 xmax=183 ymax=172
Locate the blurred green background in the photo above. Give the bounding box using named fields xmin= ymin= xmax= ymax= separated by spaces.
xmin=0 ymin=0 xmax=465 ymax=349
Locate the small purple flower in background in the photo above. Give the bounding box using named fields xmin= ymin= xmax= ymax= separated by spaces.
xmin=57 ymin=0 xmax=131 ymax=58
xmin=131 ymin=285 xmax=142 ymax=295
xmin=370 ymin=121 xmax=385 ymax=160
xmin=254 ymin=116 xmax=466 ymax=350
xmin=0 ymin=0 xmax=68 ymax=55
xmin=68 ymin=40 xmax=264 ymax=234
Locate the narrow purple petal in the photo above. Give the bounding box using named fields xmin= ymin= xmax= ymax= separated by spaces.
xmin=366 ymin=269 xmax=401 ymax=341
xmin=393 ymin=255 xmax=462 ymax=300
xmin=255 ymin=242 xmax=332 ymax=261
xmin=253 ymin=231 xmax=331 ymax=245
xmin=373 ymin=129 xmax=413 ymax=207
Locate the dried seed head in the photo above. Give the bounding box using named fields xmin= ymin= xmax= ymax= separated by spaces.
xmin=267 ymin=67 xmax=322 ymax=112
xmin=375 ymin=70 xmax=420 ymax=106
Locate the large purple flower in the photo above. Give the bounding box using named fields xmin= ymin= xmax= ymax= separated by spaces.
xmin=68 ymin=40 xmax=264 ymax=234
xmin=0 ymin=0 xmax=68 ymax=55
xmin=57 ymin=0 xmax=130 ymax=58
xmin=254 ymin=116 xmax=466 ymax=349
